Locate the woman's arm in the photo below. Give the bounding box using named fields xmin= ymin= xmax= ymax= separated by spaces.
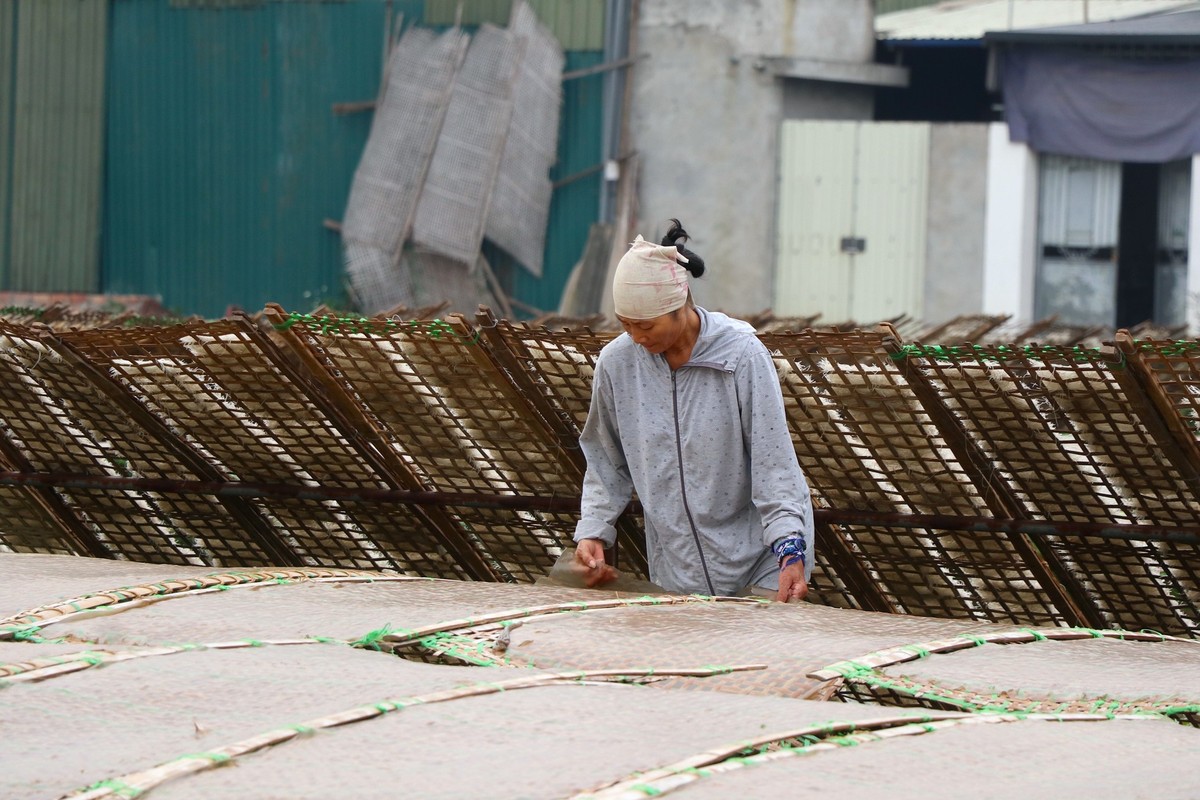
xmin=573 ymin=358 xmax=634 ymax=549
xmin=738 ymin=340 xmax=816 ymax=583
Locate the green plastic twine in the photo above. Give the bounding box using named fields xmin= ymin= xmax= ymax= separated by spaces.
xmin=351 ymin=623 xmax=397 ymax=651
xmin=82 ymin=778 xmax=142 ymax=798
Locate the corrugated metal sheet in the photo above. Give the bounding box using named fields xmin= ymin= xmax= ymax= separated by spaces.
xmin=876 ymin=0 xmax=1194 ymax=41
xmin=3 ymin=0 xmax=106 ymax=292
xmin=512 ymin=50 xmax=603 ymax=315
xmin=103 ymin=0 xmax=424 ymax=318
xmin=0 ymin=1 xmax=14 ymax=286
xmin=424 ymin=0 xmax=604 ymax=50
xmin=775 ymin=121 xmax=930 ymax=323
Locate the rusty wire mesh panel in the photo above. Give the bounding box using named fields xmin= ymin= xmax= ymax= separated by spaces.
xmin=273 ymin=313 xmax=584 ymax=582
xmin=0 ymin=320 xmax=246 ymax=565
xmin=0 ymin=489 xmax=74 ymax=554
xmin=912 ymin=314 xmax=1010 ymax=344
xmin=21 ymin=330 xmax=276 ymax=566
xmin=1130 ymin=338 xmax=1200 ymax=454
xmin=488 ymin=321 xmax=613 ymax=434
xmin=62 ymin=320 xmax=461 ymax=576
xmin=0 ymin=439 xmax=76 ymax=554
xmin=481 ymin=320 xmax=654 ymax=574
xmin=760 ymin=329 xmax=1067 ymax=625
xmin=908 ymin=342 xmax=1200 ymax=635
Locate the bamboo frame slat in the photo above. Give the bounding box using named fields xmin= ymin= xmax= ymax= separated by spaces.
xmin=63 ymin=665 xmax=765 ymax=800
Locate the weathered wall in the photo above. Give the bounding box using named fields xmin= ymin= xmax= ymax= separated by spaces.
xmin=923 ymin=123 xmax=988 ymax=326
xmin=628 ymin=0 xmax=876 ymax=315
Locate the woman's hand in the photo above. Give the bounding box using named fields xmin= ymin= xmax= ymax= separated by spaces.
xmin=776 ymin=561 xmax=808 ymax=603
xmin=574 ymin=539 xmax=618 ymax=588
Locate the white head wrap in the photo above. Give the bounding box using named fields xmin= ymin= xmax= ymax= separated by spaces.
xmin=611 ymin=234 xmax=690 ymax=320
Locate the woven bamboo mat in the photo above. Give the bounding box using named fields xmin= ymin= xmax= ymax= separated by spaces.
xmin=5 ymin=553 xmax=1199 ymax=799
xmin=666 ymin=715 xmax=1198 ymax=800
xmin=874 ymin=635 xmax=1200 ymax=708
xmin=2 ymin=643 xmax=527 ymax=799
xmin=809 ymin=625 xmax=1200 ymax=724
xmin=451 ymin=599 xmax=1000 ymax=700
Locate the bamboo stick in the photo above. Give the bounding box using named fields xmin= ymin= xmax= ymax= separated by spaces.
xmin=64 ymin=665 xmax=765 ymax=799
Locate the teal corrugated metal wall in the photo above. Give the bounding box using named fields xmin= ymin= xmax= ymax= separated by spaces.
xmin=1 ymin=0 xmax=107 ymax=292
xmin=103 ymin=0 xmax=602 ymax=318
xmin=104 ymin=0 xmax=422 ymax=317
xmin=424 ymin=0 xmax=604 ymax=49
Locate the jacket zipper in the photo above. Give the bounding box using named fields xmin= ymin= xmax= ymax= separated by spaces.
xmin=672 ymin=369 xmax=716 ymax=596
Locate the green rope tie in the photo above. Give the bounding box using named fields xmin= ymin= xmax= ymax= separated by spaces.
xmin=352 ymin=624 xmax=396 ymax=651
xmin=902 ymin=645 xmax=931 ymax=659
xmin=1138 ymin=629 xmax=1167 ymax=640
xmin=290 ymin=725 xmax=315 ymax=735
xmin=1019 ymin=629 xmax=1048 ymax=641
xmin=825 ymin=660 xmax=873 ymax=680
xmin=959 ymin=634 xmax=989 ymax=646
xmin=78 ymin=653 xmax=105 ymax=666
xmin=699 ymin=665 xmax=733 ymax=675
xmin=632 ymin=783 xmax=663 ymax=796
xmin=243 ymin=639 xmax=266 ymax=648
xmin=82 ymin=778 xmax=142 ymax=798
xmin=181 ymin=752 xmax=231 ymax=764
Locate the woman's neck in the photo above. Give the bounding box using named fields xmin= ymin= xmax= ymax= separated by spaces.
xmin=664 ymin=307 xmax=700 ymax=370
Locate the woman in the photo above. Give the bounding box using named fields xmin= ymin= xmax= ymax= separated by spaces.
xmin=573 ymin=220 xmax=814 ymax=601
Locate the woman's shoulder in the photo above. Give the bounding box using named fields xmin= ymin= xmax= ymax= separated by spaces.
xmin=596 ymin=332 xmax=637 ymax=365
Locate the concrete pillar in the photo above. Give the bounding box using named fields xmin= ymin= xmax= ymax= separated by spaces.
xmin=983 ymin=122 xmax=1038 ymax=324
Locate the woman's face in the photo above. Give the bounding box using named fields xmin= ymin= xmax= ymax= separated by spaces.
xmin=616 ymin=306 xmax=690 ymax=355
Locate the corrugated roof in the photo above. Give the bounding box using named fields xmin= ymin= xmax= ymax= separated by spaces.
xmin=984 ymin=6 xmax=1200 ymax=42
xmin=877 ymin=0 xmax=1199 ymax=41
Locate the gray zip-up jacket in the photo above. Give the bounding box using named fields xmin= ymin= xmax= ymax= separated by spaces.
xmin=574 ymin=307 xmax=815 ymax=596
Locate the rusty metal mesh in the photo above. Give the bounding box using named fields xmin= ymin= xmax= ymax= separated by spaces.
xmin=911 ymin=339 xmax=1200 ymax=634
xmin=761 ymin=329 xmax=1066 ymax=624
xmin=0 ymin=309 xmax=1197 ymax=637
xmin=57 ymin=319 xmax=460 ymax=575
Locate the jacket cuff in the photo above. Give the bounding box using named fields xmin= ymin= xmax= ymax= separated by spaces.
xmin=573 ymin=520 xmax=618 ymax=548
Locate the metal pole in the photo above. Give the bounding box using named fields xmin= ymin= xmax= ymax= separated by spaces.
xmin=599 ymin=0 xmax=631 ymax=223
xmin=2 ymin=470 xmax=1198 ymax=545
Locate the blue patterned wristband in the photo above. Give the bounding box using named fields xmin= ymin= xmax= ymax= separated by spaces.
xmin=772 ymin=534 xmax=807 ymax=570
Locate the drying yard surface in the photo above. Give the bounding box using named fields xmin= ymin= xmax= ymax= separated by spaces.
xmin=3 ymin=553 xmax=1200 ymax=798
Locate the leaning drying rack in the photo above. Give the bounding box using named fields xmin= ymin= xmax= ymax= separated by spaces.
xmin=0 ymin=304 xmax=1197 ymax=635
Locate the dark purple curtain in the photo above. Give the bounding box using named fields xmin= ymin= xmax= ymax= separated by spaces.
xmin=1002 ymin=48 xmax=1200 ymax=162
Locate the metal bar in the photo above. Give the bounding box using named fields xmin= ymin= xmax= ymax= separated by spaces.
xmin=0 ymin=470 xmax=1197 ymax=545
xmin=561 ymin=54 xmax=641 ymax=82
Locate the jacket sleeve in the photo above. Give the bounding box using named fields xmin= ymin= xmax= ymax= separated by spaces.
xmin=573 ymin=356 xmax=633 ymax=547
xmin=737 ymin=339 xmax=816 ymax=575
